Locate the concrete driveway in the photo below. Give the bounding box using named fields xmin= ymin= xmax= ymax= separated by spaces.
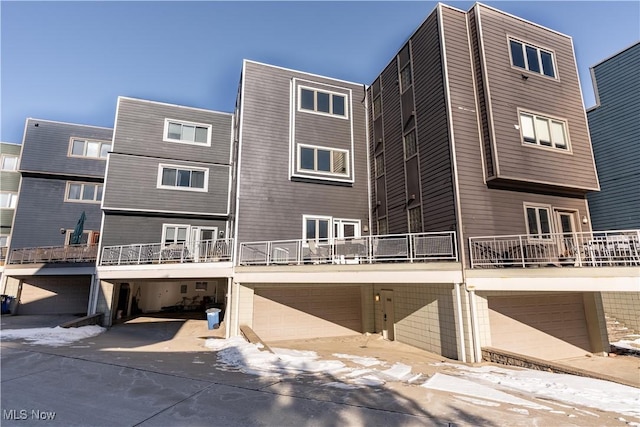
xmin=1 ymin=314 xmax=637 ymax=426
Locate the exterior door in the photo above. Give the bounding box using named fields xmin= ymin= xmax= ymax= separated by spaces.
xmin=190 ymin=227 xmax=218 ymax=261
xmin=333 ymin=219 xmax=361 ymax=239
xmin=555 ymin=211 xmax=577 ymax=258
xmin=381 ymin=290 xmax=395 ymax=341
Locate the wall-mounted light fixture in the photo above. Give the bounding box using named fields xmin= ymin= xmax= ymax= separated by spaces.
xmin=219 ymin=230 xmax=225 ymax=238
xmin=374 ymin=293 xmax=380 ymax=302
xmin=521 ymin=74 xmax=529 ymax=80
xmin=582 ymin=216 xmax=588 ymax=225
xmin=363 ymin=225 xmax=369 ymax=233
xmin=60 ymin=228 xmax=66 ymax=234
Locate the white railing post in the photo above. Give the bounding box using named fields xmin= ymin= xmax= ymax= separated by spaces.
xmin=409 ymin=233 xmax=414 ymax=263
xmin=519 ymin=235 xmax=525 ymax=268
xmin=266 ymin=242 xmax=271 ymax=266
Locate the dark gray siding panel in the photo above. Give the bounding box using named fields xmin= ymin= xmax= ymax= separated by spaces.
xmin=587 ymin=43 xmax=640 ymax=229
xmin=113 ymin=98 xmax=232 ymax=165
xmin=236 ymin=61 xmax=369 ymax=243
xmin=101 ymin=214 xmax=228 ymax=247
xmin=103 ymin=154 xmax=230 ymax=215
xmin=20 ymin=120 xmax=111 ymax=178
xmin=10 ymin=177 xmax=102 ymax=249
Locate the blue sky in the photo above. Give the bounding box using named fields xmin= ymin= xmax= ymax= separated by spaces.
xmin=1 ymin=1 xmax=638 ymax=144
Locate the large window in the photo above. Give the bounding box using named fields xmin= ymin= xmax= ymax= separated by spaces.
xmin=69 ymin=138 xmax=111 ymax=159
xmin=404 ymin=130 xmax=417 ymax=159
xmin=163 ymin=119 xmax=212 ymax=146
xmin=299 ymin=87 xmax=347 ymax=118
xmin=65 ymin=182 xmax=103 ymax=203
xmin=525 ymin=205 xmax=552 ymax=240
xmin=162 ymin=224 xmax=189 ymax=246
xmin=510 ymin=39 xmax=555 ymax=78
xmin=0 ymin=192 xmax=17 ymax=208
xmin=157 ymin=164 xmax=208 ymax=191
xmin=519 ymin=112 xmax=568 ymax=150
xmin=1 ymin=154 xmax=18 ymax=171
xmin=304 ymin=216 xmax=331 ymax=244
xmin=298 ymin=145 xmax=349 ymax=177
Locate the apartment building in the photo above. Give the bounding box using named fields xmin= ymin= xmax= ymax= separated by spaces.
xmin=2 ymin=119 xmax=112 ymax=315
xmin=0 ymin=142 xmax=21 ymax=265
xmin=95 ymin=97 xmax=234 ymax=325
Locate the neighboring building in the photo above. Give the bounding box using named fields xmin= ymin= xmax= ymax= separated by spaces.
xmin=587 ymin=42 xmax=640 ymax=230
xmin=2 ymin=119 xmax=112 ymax=315
xmin=0 ymin=142 xmax=21 ymax=263
xmin=95 ymin=97 xmax=234 ymax=325
xmin=586 ymin=42 xmax=640 ymax=334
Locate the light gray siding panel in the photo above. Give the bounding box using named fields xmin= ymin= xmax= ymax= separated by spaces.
xmin=0 ymin=172 xmax=20 ymax=190
xmin=0 ymin=209 xmax=14 ymax=229
xmin=19 ymin=120 xmax=111 ymax=178
xmin=10 ymin=177 xmax=102 ymax=249
xmin=587 ymin=43 xmax=640 ymax=229
xmin=103 ymin=154 xmax=230 ymax=215
xmin=236 ymin=62 xmax=369 ymax=243
xmin=476 ymin=6 xmax=598 ymax=191
xmin=113 ymin=98 xmax=232 ymax=165
xmin=101 ymin=214 xmax=228 ymax=247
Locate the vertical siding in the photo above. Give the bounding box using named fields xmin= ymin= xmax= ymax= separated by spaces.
xmin=236 ymin=61 xmax=369 ymax=244
xmin=587 ymin=43 xmax=640 ymax=229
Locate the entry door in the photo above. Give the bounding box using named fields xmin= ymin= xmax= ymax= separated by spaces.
xmin=381 ymin=290 xmax=395 ymax=341
xmin=190 ymin=227 xmax=218 ymax=261
xmin=555 ymin=211 xmax=577 ymax=257
xmin=334 ymin=219 xmax=361 ymax=239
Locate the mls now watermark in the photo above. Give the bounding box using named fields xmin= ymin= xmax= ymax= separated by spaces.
xmin=3 ymin=409 xmax=56 ymax=421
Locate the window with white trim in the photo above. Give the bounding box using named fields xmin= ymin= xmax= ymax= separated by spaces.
xmin=519 ymin=112 xmax=568 ymax=150
xmin=404 ymin=129 xmax=417 ymax=159
xmin=299 ymin=87 xmax=347 ymax=118
xmin=0 ymin=192 xmax=17 ymax=208
xmin=298 ymin=145 xmax=348 ymax=177
xmin=509 ymin=39 xmax=555 ymax=78
xmin=400 ymin=64 xmax=412 ymax=92
xmin=64 ymin=230 xmax=99 ymax=246
xmin=303 ymin=216 xmax=331 ymax=244
xmin=375 ymin=154 xmax=384 ymax=177
xmin=525 ymin=205 xmax=552 ymax=240
xmin=1 ymin=154 xmax=18 ymax=171
xmin=162 ymin=224 xmax=189 ymax=246
xmin=157 ymin=164 xmax=208 ymax=191
xmin=65 ymin=182 xmax=103 ymax=203
xmin=69 ymin=138 xmax=111 ymax=159
xmin=163 ymin=119 xmax=212 ymax=146
xmin=373 ymin=95 xmax=382 ymax=119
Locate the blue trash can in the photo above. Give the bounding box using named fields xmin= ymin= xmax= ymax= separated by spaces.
xmin=1 ymin=295 xmax=13 ymax=314
xmin=206 ymin=308 xmax=221 ymax=330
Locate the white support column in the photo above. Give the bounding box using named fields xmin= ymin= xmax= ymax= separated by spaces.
xmin=225 ymin=277 xmax=233 ymax=339
xmin=454 ymin=283 xmax=467 ymax=363
xmin=468 ymin=288 xmax=482 ymax=363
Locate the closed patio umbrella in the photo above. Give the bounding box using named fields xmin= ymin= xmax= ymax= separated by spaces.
xmin=70 ymin=211 xmax=86 ymax=245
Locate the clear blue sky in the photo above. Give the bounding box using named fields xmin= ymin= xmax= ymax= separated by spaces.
xmin=1 ymin=1 xmax=638 ymax=144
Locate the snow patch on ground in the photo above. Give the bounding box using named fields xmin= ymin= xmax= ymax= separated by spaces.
xmin=612 ymin=336 xmax=640 ymax=354
xmin=0 ymin=326 xmax=105 ymax=347
xmin=332 ymin=353 xmax=381 ymax=367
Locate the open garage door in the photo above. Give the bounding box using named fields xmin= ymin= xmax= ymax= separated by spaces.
xmin=488 ymin=293 xmax=592 ymax=360
xmin=253 ymin=286 xmax=362 ymax=342
xmin=18 ymin=276 xmax=91 ymax=315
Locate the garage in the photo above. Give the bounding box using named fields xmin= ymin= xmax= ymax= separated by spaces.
xmin=253 ymin=286 xmax=362 ymax=342
xmin=18 ymin=276 xmax=91 ymax=315
xmin=488 ymin=293 xmax=592 ymax=360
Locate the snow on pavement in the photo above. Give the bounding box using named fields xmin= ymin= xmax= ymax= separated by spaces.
xmin=206 ymin=336 xmax=640 ymax=420
xmin=0 ymin=325 xmax=105 ymax=347
xmin=612 ymin=336 xmax=640 ymax=354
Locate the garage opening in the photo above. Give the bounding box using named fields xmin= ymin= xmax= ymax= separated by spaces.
xmin=18 ymin=275 xmax=91 ymax=315
xmin=252 ymin=286 xmax=363 ymax=342
xmin=488 ymin=293 xmax=592 ymax=360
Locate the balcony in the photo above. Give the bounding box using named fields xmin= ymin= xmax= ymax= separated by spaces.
xmin=469 ymin=230 xmax=640 ymax=269
xmin=0 ymin=246 xmax=8 ymax=265
xmin=8 ymin=244 xmax=98 ymax=265
xmin=100 ymin=238 xmax=233 ymax=266
xmin=238 ymin=232 xmax=458 ymax=266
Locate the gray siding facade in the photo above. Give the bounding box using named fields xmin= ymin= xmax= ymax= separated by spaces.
xmin=1 ymin=143 xmax=21 ymax=235
xmin=236 ymin=61 xmax=369 ymax=244
xmin=587 ymin=42 xmax=640 ymax=229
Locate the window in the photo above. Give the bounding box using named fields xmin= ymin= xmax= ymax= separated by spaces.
xmin=1 ymin=154 xmax=18 ymax=171
xmin=304 ymin=216 xmax=331 ymax=244
xmin=163 ymin=224 xmax=189 ymax=246
xmin=65 ymin=182 xmax=103 ymax=203
xmin=373 ymin=95 xmax=382 ymax=118
xmin=299 ymin=87 xmax=347 ymax=118
xmin=377 ymin=218 xmax=388 ymax=236
xmin=157 ymin=164 xmax=208 ymax=191
xmin=408 ymin=206 xmax=422 ymax=233
xmin=525 ymin=205 xmax=552 ymax=239
xmin=69 ymin=138 xmax=111 ymax=159
xmin=0 ymin=192 xmax=17 ymax=208
xmin=375 ymin=153 xmax=385 ymax=177
xmin=400 ymin=64 xmax=412 ymax=92
xmin=64 ymin=230 xmax=99 ymax=246
xmin=509 ymin=39 xmax=555 ymax=78
xmin=298 ymin=145 xmax=348 ymax=177
xmin=163 ymin=119 xmax=212 ymax=146
xmin=519 ymin=112 xmax=568 ymax=150
xmin=404 ymin=130 xmax=417 ymax=159
xmin=195 ymin=282 xmax=208 ymax=291
xmin=0 ymin=235 xmax=8 ymax=246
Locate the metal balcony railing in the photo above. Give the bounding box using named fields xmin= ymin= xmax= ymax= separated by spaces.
xmin=100 ymin=238 xmax=233 ymax=266
xmin=238 ymin=232 xmax=458 ymax=266
xmin=0 ymin=246 xmax=8 ymax=265
xmin=469 ymin=230 xmax=640 ymax=268
xmin=8 ymin=244 xmax=98 ymax=265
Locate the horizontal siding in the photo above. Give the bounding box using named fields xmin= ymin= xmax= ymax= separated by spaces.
xmin=10 ymin=177 xmax=103 ymax=249
xmin=0 ymin=171 xmax=20 ymax=191
xmin=236 ymin=61 xmax=369 ymax=243
xmin=476 ymin=5 xmax=598 ymax=191
xmin=20 ymin=119 xmax=111 ymax=178
xmin=0 ymin=209 xmax=14 ymax=229
xmin=103 ymin=154 xmax=230 ymax=215
xmin=101 ymin=214 xmax=228 ymax=247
